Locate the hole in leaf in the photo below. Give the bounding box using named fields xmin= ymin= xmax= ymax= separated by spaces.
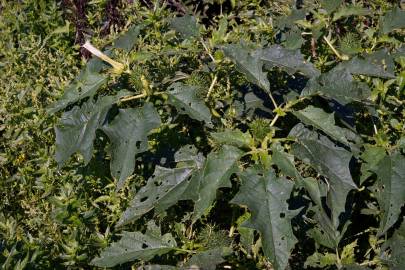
xmin=136 ymin=141 xmax=142 ymax=149
xmin=142 ymin=243 xmax=148 ymax=249
xmin=280 ymin=213 xmax=286 ymax=218
xmin=140 ymin=197 xmax=148 ymax=202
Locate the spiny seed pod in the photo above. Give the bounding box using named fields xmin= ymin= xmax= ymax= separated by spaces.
xmin=129 ymin=67 xmax=146 ymax=91
xmin=185 ymin=72 xmax=210 ymax=98
xmin=339 ymin=32 xmax=362 ymax=55
xmin=198 ymin=226 xmax=231 ymax=249
xmin=249 ymin=118 xmax=272 ymax=141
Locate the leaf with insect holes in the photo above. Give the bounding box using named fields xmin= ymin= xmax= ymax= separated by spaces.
xmin=101 ymin=103 xmax=161 ymax=191
xmin=371 ymin=153 xmax=405 ymax=235
xmin=55 ymin=92 xmax=130 ymax=167
xmin=167 ymin=83 xmax=212 ymax=127
xmin=117 ymin=145 xmax=204 ymax=227
xmin=290 ymin=124 xmax=357 ymax=228
xmin=91 ymin=230 xmax=177 ymax=267
xmin=223 ymin=44 xmax=270 ymax=91
xmin=48 ymin=69 xmax=107 ymax=113
xmin=231 ymin=168 xmax=298 ymax=270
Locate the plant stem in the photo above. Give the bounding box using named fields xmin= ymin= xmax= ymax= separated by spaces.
xmin=120 ymin=92 xmax=147 ymax=102
xmin=201 ymin=38 xmax=216 ymax=63
xmin=205 ymin=74 xmax=218 ymax=101
xmin=268 ymin=91 xmax=279 ymax=109
xmin=323 ymin=36 xmax=349 ymax=61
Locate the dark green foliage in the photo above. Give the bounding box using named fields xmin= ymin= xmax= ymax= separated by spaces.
xmin=2 ymin=0 xmax=405 ymax=269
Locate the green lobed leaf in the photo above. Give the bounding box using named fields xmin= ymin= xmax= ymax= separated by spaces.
xmin=170 ymin=15 xmax=200 ymax=38
xmin=54 ymin=92 xmax=129 ymax=167
xmin=117 ymin=145 xmax=204 ymax=227
xmin=334 ymin=49 xmax=396 ymax=79
xmin=167 ymin=83 xmax=212 ymax=127
xmin=275 ymin=8 xmax=306 ymax=30
xmin=271 ymin=145 xmax=302 ymax=180
xmin=304 ymin=251 xmax=337 ymax=268
xmin=102 ymin=103 xmax=161 ymax=191
xmin=231 ymin=169 xmax=298 ymax=270
xmin=260 ymin=45 xmax=320 ymax=77
xmin=293 ymin=105 xmax=352 ymax=146
xmin=360 ymin=145 xmax=386 ymax=184
xmin=371 ymin=153 xmax=405 ymax=235
xmin=380 ymin=219 xmax=405 ymax=270
xmin=113 ymin=24 xmax=144 ymax=52
xmin=284 ymin=27 xmax=305 ymax=50
xmin=90 ymin=230 xmax=177 ymax=267
xmin=211 ymin=129 xmax=253 ymax=148
xmin=290 ymin=124 xmax=357 ymax=228
xmin=48 ymin=69 xmax=108 ymax=114
xmin=380 ymin=7 xmax=405 ymax=34
xmin=223 ymin=44 xmax=270 ymax=91
xmin=182 ymin=247 xmax=232 ymax=270
xmin=302 ymin=69 xmax=371 ymax=105
xmin=307 ymin=204 xmax=345 ymax=250
xmin=191 ymin=145 xmax=243 ymax=222
xmin=332 ymin=5 xmax=370 ymax=21
xmin=321 ymin=0 xmax=344 ymax=14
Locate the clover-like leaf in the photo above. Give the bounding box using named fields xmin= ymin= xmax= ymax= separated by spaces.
xmin=231 ymin=169 xmax=298 ymax=270
xmin=102 ymin=103 xmax=161 ymax=190
xmin=91 ymin=230 xmax=177 ymax=268
xmin=167 ymin=83 xmax=212 ymax=127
